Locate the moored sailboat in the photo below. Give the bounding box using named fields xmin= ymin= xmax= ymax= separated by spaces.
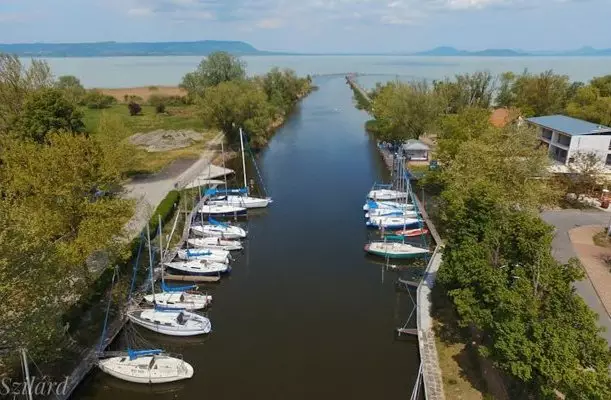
xmin=190 ymin=218 xmax=247 ymax=239
xmin=176 ymin=248 xmax=230 ymax=263
xmin=98 ymin=350 xmax=194 ymax=384
xmin=364 ymin=241 xmax=429 ymax=259
xmin=165 ymin=260 xmax=231 ymax=276
xmin=187 ymin=237 xmax=243 ymax=251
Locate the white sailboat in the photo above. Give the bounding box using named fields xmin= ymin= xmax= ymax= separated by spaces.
xmin=367 ymin=189 xmax=409 ymax=201
xmin=364 ymin=241 xmax=429 ymax=259
xmin=366 ymin=215 xmax=421 ymax=229
xmin=99 ymin=350 xmax=194 ymax=384
xmin=128 ymin=224 xmax=212 ymax=337
xmin=165 ymin=260 xmax=230 ymax=276
xmin=206 ymin=128 xmax=272 ymax=209
xmin=199 ymin=203 xmax=247 ymax=217
xmin=143 ymin=219 xmax=213 ymax=311
xmin=362 ymin=200 xmax=414 ymax=211
xmin=191 ymin=218 xmax=247 ymax=239
xmin=187 ymin=237 xmax=243 ymax=251
xmin=176 ymin=248 xmax=230 ymax=263
xmin=365 ymin=208 xmax=418 ymax=218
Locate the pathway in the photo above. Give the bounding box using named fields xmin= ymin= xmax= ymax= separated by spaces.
xmin=123 ymin=132 xmax=224 ymax=238
xmin=540 ymin=209 xmax=611 ymax=344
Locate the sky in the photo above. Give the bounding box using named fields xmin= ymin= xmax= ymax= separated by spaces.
xmin=0 ymin=0 xmax=608 ymax=53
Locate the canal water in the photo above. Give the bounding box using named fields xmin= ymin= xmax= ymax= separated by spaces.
xmin=76 ymin=76 xmax=421 ymax=399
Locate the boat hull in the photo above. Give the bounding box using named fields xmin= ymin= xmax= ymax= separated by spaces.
xmin=364 ymin=242 xmax=429 ymax=259
xmin=127 ymin=310 xmax=211 ymax=336
xmin=366 ymin=216 xmax=421 ymax=230
xmin=395 ymin=228 xmax=429 ymax=237
xmin=363 ymin=201 xmax=415 ymax=211
xmin=165 ymin=261 xmax=231 ymax=276
xmin=98 ymin=355 xmax=193 ymax=384
xmin=176 ymin=249 xmax=230 ymax=263
xmin=367 ymin=189 xmax=408 ymax=201
xmin=187 ymin=237 xmax=243 ymax=251
xmin=143 ymin=292 xmax=212 ymax=311
xmin=190 ymin=225 xmax=247 ymax=239
xmin=207 ymin=195 xmax=272 ymax=209
xmin=198 ymin=205 xmax=247 ymax=217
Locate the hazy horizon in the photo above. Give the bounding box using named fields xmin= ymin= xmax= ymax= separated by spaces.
xmin=0 ymin=0 xmax=608 ymax=53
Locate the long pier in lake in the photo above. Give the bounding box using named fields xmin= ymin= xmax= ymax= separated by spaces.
xmin=348 ymin=74 xmax=445 ymax=400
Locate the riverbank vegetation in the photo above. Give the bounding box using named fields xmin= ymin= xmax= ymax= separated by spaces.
xmin=353 ymin=70 xmax=611 ymax=398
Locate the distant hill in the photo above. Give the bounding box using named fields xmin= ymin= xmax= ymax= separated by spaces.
xmin=413 ymin=46 xmax=528 ymax=56
xmin=413 ymin=46 xmax=611 ymax=57
xmin=0 ymin=40 xmax=271 ymax=57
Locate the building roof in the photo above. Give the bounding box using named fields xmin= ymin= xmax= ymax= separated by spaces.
xmin=490 ymin=108 xmax=511 ymax=128
xmin=403 ymin=139 xmax=430 ymax=151
xmin=526 ymin=115 xmax=611 ymax=136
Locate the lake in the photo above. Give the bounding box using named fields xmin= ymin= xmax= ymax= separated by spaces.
xmin=28 ymin=55 xmax=611 ymax=88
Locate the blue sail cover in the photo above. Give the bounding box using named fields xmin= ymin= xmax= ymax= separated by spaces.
xmin=162 ymin=281 xmax=197 ymax=292
xmin=366 ymin=200 xmax=379 ymax=209
xmin=127 ymin=349 xmax=163 ymax=360
xmin=154 ymin=304 xmax=185 ymax=312
xmin=208 ymin=217 xmax=228 ymax=227
xmin=186 ymin=249 xmax=211 ymax=257
xmin=205 ymin=187 xmax=248 ymax=197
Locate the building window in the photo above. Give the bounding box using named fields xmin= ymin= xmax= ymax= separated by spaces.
xmin=607 ymin=154 xmax=611 ymax=166
xmin=541 ymin=128 xmax=553 ymax=140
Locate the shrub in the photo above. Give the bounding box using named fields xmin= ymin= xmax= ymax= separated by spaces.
xmin=128 ymin=102 xmax=142 ymax=116
xmin=149 ymin=94 xmax=186 ymax=107
xmin=148 ymin=190 xmax=180 ymax=238
xmin=84 ymin=90 xmax=117 ymax=109
xmin=155 ymin=103 xmax=166 ymax=114
xmin=148 ymin=86 xmax=159 ymax=91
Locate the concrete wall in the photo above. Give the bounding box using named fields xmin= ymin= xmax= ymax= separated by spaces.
xmin=568 ymin=135 xmax=611 ymax=165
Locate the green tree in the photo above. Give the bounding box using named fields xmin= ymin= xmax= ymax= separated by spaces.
xmin=83 ymin=90 xmax=117 ymax=109
xmin=55 ymin=75 xmax=86 ymax=105
xmin=0 ymin=54 xmax=53 ymax=133
xmin=502 ymin=70 xmax=571 ymax=116
xmin=434 ymin=71 xmax=495 ymax=113
xmin=17 ymin=88 xmax=84 ymax=143
xmin=495 ymin=72 xmax=516 ymax=108
xmin=370 ymin=80 xmax=444 ymax=144
xmin=198 ymin=80 xmax=274 ymax=146
xmin=259 ymin=67 xmax=311 ymax=115
xmin=566 ymin=85 xmax=611 ymax=126
xmin=180 ymin=51 xmax=246 ymax=98
xmin=435 ymin=107 xmax=492 ymax=165
xmin=590 ymin=75 xmax=611 ymax=97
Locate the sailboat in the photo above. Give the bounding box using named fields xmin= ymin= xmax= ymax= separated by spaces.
xmin=362 ymin=199 xmax=414 ymax=212
xmin=165 ymin=259 xmax=231 ymax=276
xmin=127 ymin=224 xmax=212 ymax=337
xmin=187 ymin=236 xmax=243 ymax=251
xmin=365 ymin=208 xmax=418 ymax=218
xmin=364 ymin=239 xmax=429 ymax=259
xmin=176 ymin=248 xmax=231 ymax=263
xmin=199 ymin=203 xmax=247 ymax=217
xmin=99 ymin=349 xmax=194 ymax=384
xmin=206 ymin=128 xmax=272 ymax=209
xmin=97 ymin=265 xmax=194 ymax=383
xmin=191 ymin=217 xmax=247 ymax=239
xmin=366 ymin=215 xmax=421 ymax=230
xmin=367 ymin=183 xmax=408 ymax=201
xmin=143 ymin=217 xmax=213 ymax=311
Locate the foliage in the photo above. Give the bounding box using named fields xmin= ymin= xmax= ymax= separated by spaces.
xmin=370 ymin=80 xmax=445 ymax=144
xmin=0 ymin=53 xmax=53 ymax=133
xmin=198 ymin=79 xmax=275 ymax=146
xmin=433 ymin=71 xmax=495 ymax=113
xmin=148 ymin=190 xmax=180 ymax=238
xmin=83 ymin=89 xmax=117 ymax=109
xmin=128 ymin=102 xmax=142 ymax=116
xmin=55 ymin=75 xmax=86 ymax=105
xmin=148 ymin=94 xmax=186 ymax=107
xmin=495 ymin=70 xmax=571 ymax=116
xmin=258 ymin=67 xmax=312 ymax=115
xmin=16 ymin=88 xmax=85 ymax=142
xmin=180 ymin=51 xmax=246 ymax=98
xmin=590 ymin=75 xmax=611 ymax=97
xmin=566 ymin=84 xmax=611 ymax=126
xmin=592 ymin=230 xmax=611 ymax=248
xmin=155 ymin=103 xmax=166 ymax=114
xmin=566 ymin=151 xmax=607 ymax=196
xmin=435 ymin=107 xmax=492 ymax=165
xmin=0 ymin=127 xmax=134 ymax=362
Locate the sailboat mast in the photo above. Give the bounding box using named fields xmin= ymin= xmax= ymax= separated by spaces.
xmin=239 ymin=128 xmax=248 ymax=194
xmin=158 ymin=215 xmax=164 ymax=286
xmin=146 ymin=223 xmax=154 ymax=299
xmin=221 ymin=140 xmax=228 ymax=192
xmin=21 ymin=349 xmax=33 ymax=400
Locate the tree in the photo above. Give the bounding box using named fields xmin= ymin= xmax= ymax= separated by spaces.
xmin=496 ymin=72 xmax=516 ymax=108
xmin=16 ymin=88 xmax=84 ymax=143
xmin=179 ymin=51 xmax=246 ymax=98
xmin=434 ymin=71 xmax=495 ymax=113
xmin=55 ymin=75 xmax=86 ymax=104
xmin=566 ymin=85 xmax=611 ymax=126
xmin=435 ymin=107 xmax=492 ymax=165
xmin=566 ymin=151 xmax=607 ymax=196
xmin=198 ymin=80 xmax=274 ymax=146
xmin=83 ymin=90 xmax=116 ymax=109
xmin=590 ymin=75 xmax=611 ymax=97
xmin=259 ymin=67 xmax=311 ymax=115
xmin=0 ymin=53 xmax=53 ymax=133
xmin=500 ymin=70 xmax=571 ymax=116
xmin=370 ymin=80 xmax=445 ymax=144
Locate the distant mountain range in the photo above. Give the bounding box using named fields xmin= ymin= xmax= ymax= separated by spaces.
xmin=412 ymin=46 xmax=611 ymax=57
xmin=1 ymin=41 xmax=611 ymax=57
xmin=0 ymin=40 xmax=274 ymax=57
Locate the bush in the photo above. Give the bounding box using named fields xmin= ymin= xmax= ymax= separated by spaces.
xmin=149 ymin=94 xmax=186 ymax=107
xmin=84 ymin=90 xmax=116 ymax=109
xmin=128 ymin=102 xmax=142 ymax=116
xmin=155 ymin=103 xmax=166 ymax=114
xmin=148 ymin=190 xmax=180 ymax=238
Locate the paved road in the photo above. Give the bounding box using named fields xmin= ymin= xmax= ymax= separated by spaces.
xmin=541 ymin=209 xmax=611 ymax=344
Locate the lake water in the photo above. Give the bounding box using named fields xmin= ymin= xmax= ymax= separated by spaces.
xmin=74 ymin=75 xmax=426 ymax=399
xmin=30 ymin=55 xmax=611 ymax=88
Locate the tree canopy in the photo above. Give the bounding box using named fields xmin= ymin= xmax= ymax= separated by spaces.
xmin=433 ymin=71 xmax=495 ymax=114
xmin=180 ymin=51 xmax=246 ymax=98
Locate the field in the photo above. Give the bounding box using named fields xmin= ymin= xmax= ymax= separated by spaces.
xmin=97 ymin=86 xmax=187 ymax=102
xmin=83 ymin=102 xmax=216 ymax=175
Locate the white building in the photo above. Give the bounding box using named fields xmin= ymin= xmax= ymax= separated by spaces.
xmin=527 ymin=115 xmax=611 ymax=168
xmin=402 ymin=139 xmax=430 ymax=161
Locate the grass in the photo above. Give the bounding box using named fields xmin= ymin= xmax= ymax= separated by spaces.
xmin=129 ymin=139 xmax=214 ymax=175
xmin=593 ymin=229 xmax=611 ymax=248
xmin=83 ymin=104 xmax=205 ymax=136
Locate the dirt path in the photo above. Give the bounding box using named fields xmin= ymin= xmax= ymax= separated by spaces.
xmin=123 ymin=132 xmax=224 ymax=238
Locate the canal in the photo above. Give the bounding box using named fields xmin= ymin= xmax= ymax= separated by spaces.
xmin=76 ymin=76 xmax=421 ymax=399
